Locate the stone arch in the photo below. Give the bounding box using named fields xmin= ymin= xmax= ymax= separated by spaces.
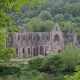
xmin=54 ymin=34 xmax=60 ymax=42
xmin=53 ymin=34 xmax=61 ymax=53
xmin=18 ymin=35 xmax=20 ymax=40
xmin=22 ymin=48 xmax=25 ymax=57
xmin=40 ymin=46 xmax=44 ymax=55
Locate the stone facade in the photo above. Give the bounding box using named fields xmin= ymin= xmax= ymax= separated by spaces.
xmin=6 ymin=23 xmax=79 ymax=58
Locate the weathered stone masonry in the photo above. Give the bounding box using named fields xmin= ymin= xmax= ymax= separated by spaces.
xmin=6 ymin=23 xmax=79 ymax=58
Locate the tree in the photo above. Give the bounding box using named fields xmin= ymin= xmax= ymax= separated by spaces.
xmin=61 ymin=44 xmax=80 ymax=71
xmin=40 ymin=53 xmax=63 ymax=73
xmin=38 ymin=11 xmax=52 ymax=21
xmin=0 ymin=0 xmax=44 ymax=62
xmin=53 ymin=14 xmax=64 ymax=22
xmin=29 ymin=17 xmax=42 ymax=32
xmin=43 ymin=20 xmax=54 ymax=32
xmin=65 ymin=66 xmax=80 ymax=80
xmin=64 ymin=13 xmax=73 ymax=21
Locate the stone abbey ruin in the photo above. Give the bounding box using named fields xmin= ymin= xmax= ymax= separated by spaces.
xmin=6 ymin=23 xmax=79 ymax=58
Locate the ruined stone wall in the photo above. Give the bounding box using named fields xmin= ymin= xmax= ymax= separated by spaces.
xmin=6 ymin=23 xmax=79 ymax=58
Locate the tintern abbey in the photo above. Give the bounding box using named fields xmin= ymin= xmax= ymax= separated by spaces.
xmin=6 ymin=23 xmax=79 ymax=58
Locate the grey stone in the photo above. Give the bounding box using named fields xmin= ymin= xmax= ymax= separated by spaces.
xmin=6 ymin=23 xmax=79 ymax=58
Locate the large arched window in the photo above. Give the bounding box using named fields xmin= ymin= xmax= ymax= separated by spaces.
xmin=54 ymin=34 xmax=60 ymax=42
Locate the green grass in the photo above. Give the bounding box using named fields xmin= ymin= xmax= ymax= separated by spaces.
xmin=10 ymin=58 xmax=31 ymax=61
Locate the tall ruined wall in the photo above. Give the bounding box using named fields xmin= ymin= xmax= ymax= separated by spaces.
xmin=6 ymin=23 xmax=79 ymax=58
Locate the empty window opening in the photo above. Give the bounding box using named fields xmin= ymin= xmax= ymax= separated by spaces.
xmin=23 ymin=48 xmax=25 ymax=54
xmin=54 ymin=34 xmax=60 ymax=42
xmin=18 ymin=35 xmax=20 ymax=40
xmin=33 ymin=48 xmax=36 ymax=56
xmin=28 ymin=48 xmax=30 ymax=54
xmin=58 ymin=50 xmax=61 ymax=53
xmin=40 ymin=46 xmax=44 ymax=55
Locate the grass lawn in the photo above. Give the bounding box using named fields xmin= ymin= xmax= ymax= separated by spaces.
xmin=10 ymin=58 xmax=31 ymax=61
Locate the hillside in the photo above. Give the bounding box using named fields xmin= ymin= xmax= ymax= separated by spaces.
xmin=9 ymin=0 xmax=80 ymax=42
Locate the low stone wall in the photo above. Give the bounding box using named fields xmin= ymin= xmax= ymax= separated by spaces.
xmin=8 ymin=61 xmax=28 ymax=65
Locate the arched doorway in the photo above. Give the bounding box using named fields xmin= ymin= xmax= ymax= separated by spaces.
xmin=53 ymin=34 xmax=61 ymax=52
xmin=22 ymin=48 xmax=25 ymax=57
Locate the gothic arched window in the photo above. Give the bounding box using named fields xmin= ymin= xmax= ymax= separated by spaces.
xmin=18 ymin=35 xmax=20 ymax=40
xmin=54 ymin=34 xmax=60 ymax=42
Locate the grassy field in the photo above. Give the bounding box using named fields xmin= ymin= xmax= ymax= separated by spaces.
xmin=10 ymin=58 xmax=31 ymax=61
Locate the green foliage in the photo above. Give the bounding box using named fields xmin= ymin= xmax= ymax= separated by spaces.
xmin=53 ymin=14 xmax=64 ymax=22
xmin=8 ymin=0 xmax=80 ymax=44
xmin=64 ymin=13 xmax=73 ymax=21
xmin=38 ymin=11 xmax=52 ymax=21
xmin=28 ymin=56 xmax=44 ymax=71
xmin=0 ymin=30 xmax=15 ymax=63
xmin=30 ymin=17 xmax=42 ymax=32
xmin=0 ymin=65 xmax=21 ymax=76
xmin=0 ymin=47 xmax=16 ymax=63
xmin=65 ymin=65 xmax=80 ymax=80
xmin=8 ymin=26 xmax=18 ymax=33
xmin=40 ymin=53 xmax=63 ymax=73
xmin=61 ymin=44 xmax=80 ymax=71
xmin=0 ymin=0 xmax=44 ymax=63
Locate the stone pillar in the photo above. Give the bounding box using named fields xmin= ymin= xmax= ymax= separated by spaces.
xmin=43 ymin=46 xmax=45 ymax=56
xmin=38 ymin=46 xmax=40 ymax=55
xmin=31 ymin=46 xmax=33 ymax=57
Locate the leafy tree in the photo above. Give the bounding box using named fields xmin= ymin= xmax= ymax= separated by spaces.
xmin=61 ymin=44 xmax=80 ymax=72
xmin=65 ymin=66 xmax=80 ymax=80
xmin=8 ymin=26 xmax=18 ymax=32
xmin=39 ymin=25 xmax=46 ymax=32
xmin=29 ymin=17 xmax=42 ymax=32
xmin=43 ymin=20 xmax=54 ymax=32
xmin=40 ymin=53 xmax=63 ymax=73
xmin=0 ymin=0 xmax=44 ymax=62
xmin=23 ymin=23 xmax=33 ymax=32
xmin=53 ymin=14 xmax=64 ymax=22
xmin=28 ymin=56 xmax=44 ymax=71
xmin=64 ymin=13 xmax=73 ymax=21
xmin=62 ymin=3 xmax=80 ymax=17
xmin=38 ymin=11 xmax=52 ymax=21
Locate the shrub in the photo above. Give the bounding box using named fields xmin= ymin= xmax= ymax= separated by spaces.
xmin=28 ymin=56 xmax=44 ymax=71
xmin=40 ymin=53 xmax=63 ymax=73
xmin=0 ymin=64 xmax=21 ymax=76
xmin=61 ymin=45 xmax=80 ymax=72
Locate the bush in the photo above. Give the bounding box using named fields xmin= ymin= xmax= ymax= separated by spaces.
xmin=40 ymin=53 xmax=63 ymax=73
xmin=61 ymin=45 xmax=80 ymax=72
xmin=0 ymin=64 xmax=21 ymax=76
xmin=28 ymin=56 xmax=44 ymax=71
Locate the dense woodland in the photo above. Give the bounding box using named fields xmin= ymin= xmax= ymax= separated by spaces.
xmin=9 ymin=0 xmax=80 ymax=42
xmin=0 ymin=0 xmax=80 ymax=80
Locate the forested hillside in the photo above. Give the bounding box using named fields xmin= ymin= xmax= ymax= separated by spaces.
xmin=9 ymin=0 xmax=80 ymax=42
